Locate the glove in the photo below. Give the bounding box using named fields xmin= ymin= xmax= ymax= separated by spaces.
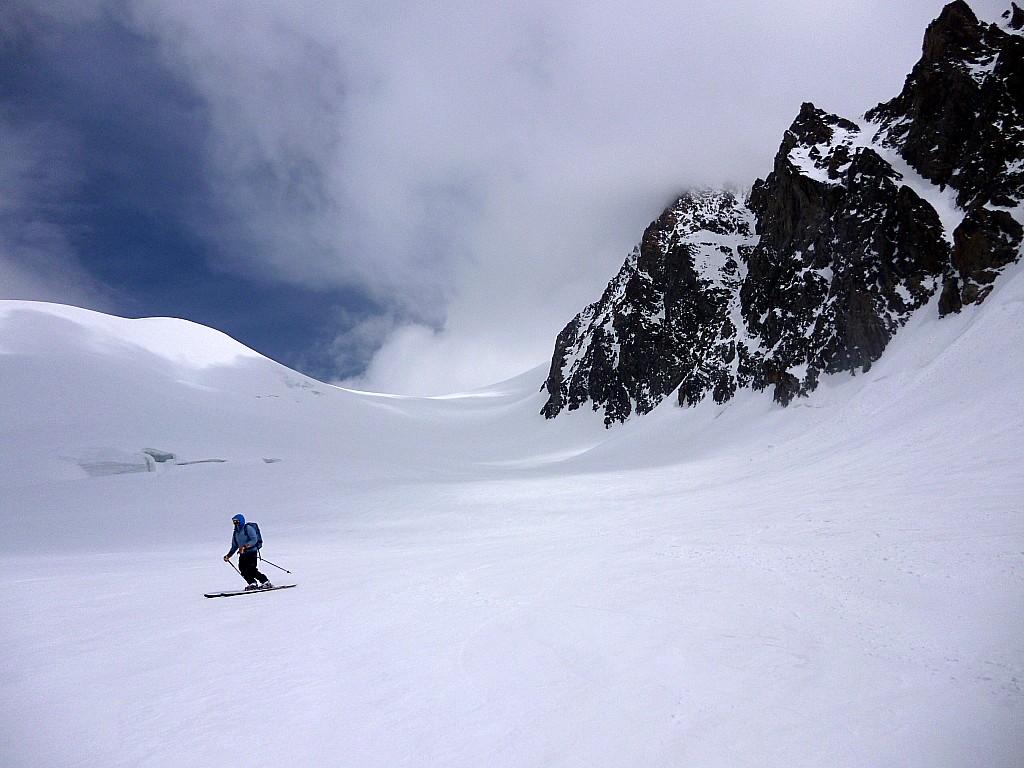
xmin=223 ymin=554 xmax=230 ymax=562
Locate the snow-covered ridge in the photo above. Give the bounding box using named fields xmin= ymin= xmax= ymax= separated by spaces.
xmin=0 ymin=298 xmax=618 ymax=490
xmin=0 ymin=301 xmax=264 ymax=369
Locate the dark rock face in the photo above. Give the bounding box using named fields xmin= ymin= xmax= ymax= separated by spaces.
xmin=543 ymin=2 xmax=1024 ymax=425
xmin=744 ymin=105 xmax=951 ymax=402
xmin=866 ymin=0 xmax=1024 ymax=312
xmin=944 ymin=206 xmax=1024 ymax=311
xmin=1010 ymin=2 xmax=1024 ymax=32
xmin=868 ymin=0 xmax=1024 ymax=210
xmin=541 ymin=191 xmax=756 ymax=425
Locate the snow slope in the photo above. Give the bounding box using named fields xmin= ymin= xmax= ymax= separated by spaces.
xmin=1 ymin=276 xmax=1022 ymax=767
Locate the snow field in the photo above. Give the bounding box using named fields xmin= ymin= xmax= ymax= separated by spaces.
xmin=1 ymin=264 xmax=1023 ymax=767
xmin=3 ymin=454 xmax=1020 ymax=767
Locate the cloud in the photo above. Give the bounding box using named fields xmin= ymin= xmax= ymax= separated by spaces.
xmin=0 ymin=116 xmax=113 ymax=308
xmin=325 ymin=0 xmax=1013 ymax=393
xmin=4 ymin=0 xmax=1013 ymax=392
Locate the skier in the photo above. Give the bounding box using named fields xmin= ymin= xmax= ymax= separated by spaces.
xmin=224 ymin=514 xmax=273 ymax=591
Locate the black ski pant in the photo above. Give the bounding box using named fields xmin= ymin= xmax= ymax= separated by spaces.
xmin=238 ymin=552 xmax=268 ymax=585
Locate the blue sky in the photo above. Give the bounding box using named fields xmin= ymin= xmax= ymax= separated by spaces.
xmin=1 ymin=0 xmax=1012 ymax=391
xmin=1 ymin=5 xmax=382 ymax=380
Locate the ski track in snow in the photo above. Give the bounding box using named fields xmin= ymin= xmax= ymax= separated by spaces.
xmin=1 ymin=268 xmax=1023 ymax=767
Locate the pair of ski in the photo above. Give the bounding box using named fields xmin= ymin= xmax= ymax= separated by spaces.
xmin=204 ymin=584 xmax=297 ymax=598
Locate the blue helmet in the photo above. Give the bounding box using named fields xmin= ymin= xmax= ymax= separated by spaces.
xmin=232 ymin=514 xmax=245 ymax=526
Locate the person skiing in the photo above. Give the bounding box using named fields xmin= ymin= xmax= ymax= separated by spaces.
xmin=224 ymin=514 xmax=272 ymax=591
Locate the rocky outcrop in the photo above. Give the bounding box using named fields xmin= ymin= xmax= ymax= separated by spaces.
xmin=541 ymin=190 xmax=756 ymax=424
xmin=868 ymin=1 xmax=1024 ymax=209
xmin=743 ymin=104 xmax=950 ymax=403
xmin=543 ymin=1 xmax=1024 ymax=425
xmin=941 ymin=206 xmax=1024 ymax=312
xmin=868 ymin=0 xmax=1024 ymax=312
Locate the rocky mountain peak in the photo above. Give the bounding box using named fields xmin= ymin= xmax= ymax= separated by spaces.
xmin=540 ymin=189 xmax=757 ymax=425
xmin=921 ymin=1 xmax=983 ymax=64
xmin=542 ymin=2 xmax=1023 ymax=426
xmin=1007 ymin=2 xmax=1024 ymax=31
xmin=776 ymin=103 xmax=863 ymax=186
xmin=867 ymin=1 xmax=1022 ymax=210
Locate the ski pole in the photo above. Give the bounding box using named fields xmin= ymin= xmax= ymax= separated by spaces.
xmin=226 ymin=558 xmax=241 ymax=575
xmin=258 ymin=556 xmax=291 ymax=574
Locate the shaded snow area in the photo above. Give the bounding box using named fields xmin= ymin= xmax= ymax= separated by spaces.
xmin=1 ymin=284 xmax=1023 ymax=768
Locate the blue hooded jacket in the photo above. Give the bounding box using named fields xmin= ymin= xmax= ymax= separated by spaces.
xmin=228 ymin=514 xmax=259 ymax=556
